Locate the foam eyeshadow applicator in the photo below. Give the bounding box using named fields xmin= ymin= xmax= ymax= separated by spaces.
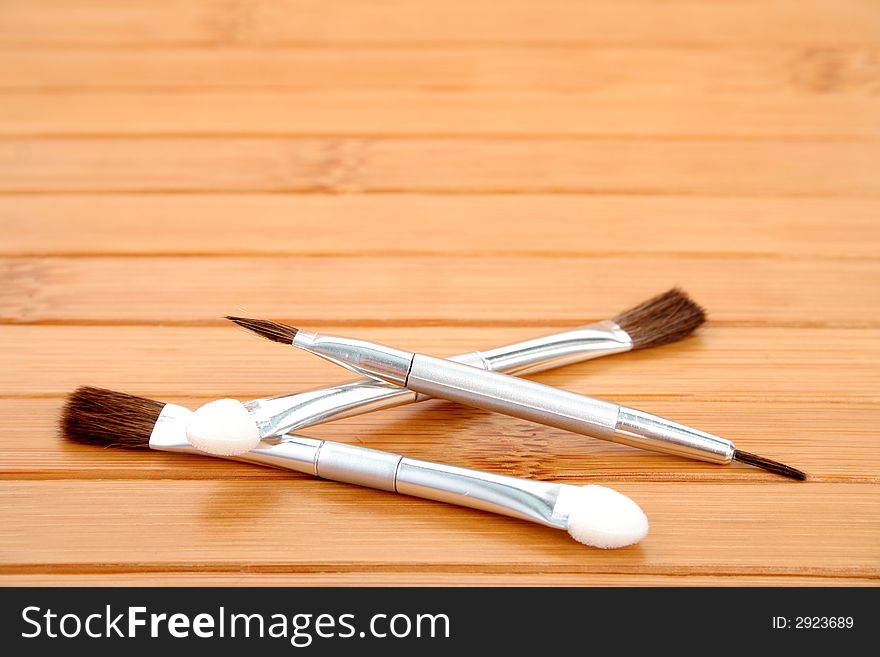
xmin=228 ymin=318 xmax=806 ymax=481
xmin=63 ymin=387 xmax=649 ymax=549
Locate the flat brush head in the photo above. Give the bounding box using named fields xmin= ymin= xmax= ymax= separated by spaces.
xmin=226 ymin=316 xmax=298 ymax=344
xmin=613 ymin=288 xmax=707 ymax=350
xmin=62 ymin=386 xmax=162 ymax=448
xmin=734 ymin=449 xmax=807 ymax=481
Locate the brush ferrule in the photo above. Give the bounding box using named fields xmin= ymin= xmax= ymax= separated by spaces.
xmin=292 ymin=331 xmax=413 ymax=386
xmin=395 ymin=458 xmax=568 ymax=528
xmin=148 ymin=403 xmax=195 ymax=449
xmin=246 ymin=382 xmax=420 ymax=436
xmin=248 ymin=320 xmax=632 ymax=438
xmin=472 ymin=320 xmax=632 ymax=376
xmin=613 ymin=408 xmax=735 ymax=464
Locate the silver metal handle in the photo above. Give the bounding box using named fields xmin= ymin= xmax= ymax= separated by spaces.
xmin=615 ymin=408 xmax=733 ymax=463
xmin=291 ymin=443 xmax=567 ymax=528
xmin=150 ymin=405 xmax=568 ymax=529
xmin=406 ymin=354 xmax=735 ymax=464
xmin=395 ymin=458 xmax=566 ymax=528
xmin=476 ymin=320 xmax=631 ymax=375
xmin=406 ymin=354 xmax=621 ymax=441
xmin=309 ymin=442 xmax=567 ymax=527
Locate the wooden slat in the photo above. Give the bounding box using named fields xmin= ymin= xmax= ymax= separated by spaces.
xmin=1 ymin=481 xmax=876 ymax=577
xmin=2 ymin=139 xmax=877 ymax=195
xmin=1 ymin=258 xmax=878 ymax=325
xmin=1 ymin=1 xmax=876 ymax=46
xmin=0 ymin=394 xmax=875 ymax=481
xmin=1 ymin=91 xmax=878 ymax=138
xmin=5 ymin=573 xmax=877 ymax=587
xmin=1 ymin=46 xmax=878 ymax=94
xmin=3 ymin=194 xmax=880 ymax=258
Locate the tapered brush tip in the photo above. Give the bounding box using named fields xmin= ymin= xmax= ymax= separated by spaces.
xmin=61 ymin=386 xmax=163 ymax=448
xmin=226 ymin=316 xmax=299 ymax=344
xmin=613 ymin=288 xmax=707 ymax=350
xmin=734 ymin=449 xmax=807 ymax=481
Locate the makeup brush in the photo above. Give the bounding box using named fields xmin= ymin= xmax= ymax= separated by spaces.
xmin=242 ymin=288 xmax=706 ymax=439
xmin=62 ymin=387 xmax=649 ymax=550
xmin=228 ymin=318 xmax=806 ymax=481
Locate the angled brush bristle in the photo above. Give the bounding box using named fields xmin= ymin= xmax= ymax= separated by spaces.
xmin=613 ymin=288 xmax=707 ymax=350
xmin=61 ymin=386 xmax=164 ymax=448
xmin=226 ymin=316 xmax=298 ymax=344
xmin=734 ymin=449 xmax=807 ymax=481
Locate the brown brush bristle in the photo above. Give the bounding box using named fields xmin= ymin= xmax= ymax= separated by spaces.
xmin=613 ymin=288 xmax=706 ymax=350
xmin=61 ymin=386 xmax=164 ymax=448
xmin=734 ymin=449 xmax=807 ymax=481
xmin=226 ymin=316 xmax=298 ymax=344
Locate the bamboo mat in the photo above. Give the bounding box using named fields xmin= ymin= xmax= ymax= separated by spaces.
xmin=1 ymin=0 xmax=878 ymax=586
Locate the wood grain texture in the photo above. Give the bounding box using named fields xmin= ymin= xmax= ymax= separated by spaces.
xmin=1 ymin=0 xmax=878 ymax=586
xmin=1 ymin=1 xmax=877 ymax=46
xmin=2 ymin=46 xmax=878 ymax=94
xmin=2 ymin=138 xmax=879 ymax=195
xmin=1 ymin=481 xmax=877 ymax=577
xmin=3 ymin=91 xmax=880 ymax=138
xmin=1 ymin=195 xmax=879 ymax=258
xmin=2 ymin=258 xmax=878 ymax=325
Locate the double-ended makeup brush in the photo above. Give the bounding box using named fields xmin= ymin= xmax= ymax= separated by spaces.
xmin=63 ymin=386 xmax=649 ymax=549
xmin=239 ymin=288 xmax=709 ymax=441
xmin=61 ymin=290 xmax=717 ymax=549
xmin=227 ymin=304 xmax=805 ymax=481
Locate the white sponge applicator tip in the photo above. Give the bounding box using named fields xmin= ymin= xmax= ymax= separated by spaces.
xmin=561 ymin=485 xmax=649 ymax=549
xmin=185 ymin=398 xmax=261 ymax=456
